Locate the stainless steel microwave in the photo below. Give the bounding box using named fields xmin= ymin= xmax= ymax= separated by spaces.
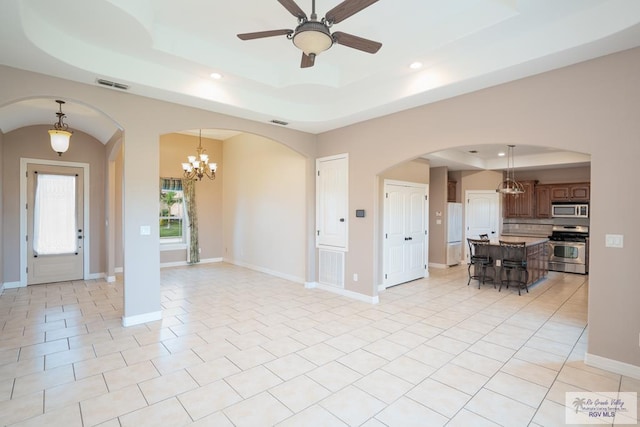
xmin=551 ymin=203 xmax=589 ymax=218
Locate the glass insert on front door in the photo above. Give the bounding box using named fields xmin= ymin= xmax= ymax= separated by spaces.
xmin=33 ymin=173 xmax=78 ymax=255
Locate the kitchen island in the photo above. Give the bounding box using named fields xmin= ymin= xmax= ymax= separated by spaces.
xmin=472 ymin=236 xmax=550 ymax=286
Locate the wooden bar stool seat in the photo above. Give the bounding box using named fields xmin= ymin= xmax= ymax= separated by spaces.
xmin=499 ymin=240 xmax=529 ymax=295
xmin=467 ymin=238 xmax=494 ymax=288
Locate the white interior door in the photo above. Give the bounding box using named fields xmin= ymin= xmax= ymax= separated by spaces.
xmin=27 ymin=164 xmax=84 ymax=285
xmin=316 ymin=154 xmax=348 ymax=249
xmin=383 ymin=181 xmax=428 ymax=288
xmin=465 ymin=190 xmax=499 ymax=260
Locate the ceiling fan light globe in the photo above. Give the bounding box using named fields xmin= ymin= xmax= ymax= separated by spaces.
xmin=293 ymin=22 xmax=332 ymax=55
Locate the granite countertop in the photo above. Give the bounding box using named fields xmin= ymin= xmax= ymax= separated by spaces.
xmin=488 ymin=235 xmax=549 ymax=246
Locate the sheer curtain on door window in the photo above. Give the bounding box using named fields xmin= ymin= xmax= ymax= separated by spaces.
xmin=33 ymin=173 xmax=78 ymax=255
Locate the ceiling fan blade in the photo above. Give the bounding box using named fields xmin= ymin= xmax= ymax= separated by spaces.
xmin=301 ymin=53 xmax=315 ymax=68
xmin=237 ymin=29 xmax=293 ymax=40
xmin=278 ymin=0 xmax=307 ymax=20
xmin=332 ymin=32 xmax=381 ymax=53
xmin=325 ymin=0 xmax=379 ymax=24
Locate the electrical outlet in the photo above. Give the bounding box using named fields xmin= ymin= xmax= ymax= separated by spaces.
xmin=605 ymin=234 xmax=624 ymax=248
xmin=353 ymin=273 xmax=358 ymax=282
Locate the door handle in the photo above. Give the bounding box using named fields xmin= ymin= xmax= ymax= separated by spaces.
xmin=404 ymin=237 xmax=413 ymax=241
xmin=339 ymin=218 xmax=345 ymax=222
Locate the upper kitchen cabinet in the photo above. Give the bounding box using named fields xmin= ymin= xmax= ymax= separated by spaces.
xmin=535 ymin=185 xmax=552 ymax=218
xmin=447 ymin=180 xmax=457 ymax=202
xmin=503 ymin=180 xmax=537 ymax=218
xmin=549 ymin=183 xmax=590 ymax=202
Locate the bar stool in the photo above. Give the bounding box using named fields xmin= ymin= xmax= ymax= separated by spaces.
xmin=499 ymin=240 xmax=529 ymax=295
xmin=467 ymin=238 xmax=494 ymax=288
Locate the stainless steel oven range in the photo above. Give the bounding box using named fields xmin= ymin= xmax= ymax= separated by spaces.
xmin=548 ymin=225 xmax=589 ymax=274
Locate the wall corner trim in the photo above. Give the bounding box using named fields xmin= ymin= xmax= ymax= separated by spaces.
xmin=122 ymin=311 xmax=162 ymax=327
xmin=585 ymin=352 xmax=640 ymax=380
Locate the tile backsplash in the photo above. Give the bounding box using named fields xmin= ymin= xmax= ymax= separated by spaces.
xmin=502 ymin=217 xmax=589 ymax=236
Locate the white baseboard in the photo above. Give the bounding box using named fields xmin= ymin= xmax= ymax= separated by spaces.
xmin=160 ymin=257 xmax=223 ymax=269
xmin=106 ymin=276 xmax=116 ymax=283
xmin=2 ymin=281 xmax=24 ymax=289
xmin=585 ymin=352 xmax=640 ymax=380
xmin=429 ymin=262 xmax=448 ymax=269
xmin=305 ymin=281 xmax=317 ymax=289
xmin=225 ymin=258 xmax=305 ymax=285
xmin=86 ymin=272 xmax=105 ymax=280
xmin=314 ymin=282 xmax=379 ymax=304
xmin=115 ymin=267 xmax=123 ymax=273
xmin=122 ymin=310 xmax=162 ymax=327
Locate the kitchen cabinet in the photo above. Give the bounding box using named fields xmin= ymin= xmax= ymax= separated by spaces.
xmin=535 ymin=185 xmax=552 ymax=218
xmin=503 ymin=180 xmax=537 ymax=218
xmin=549 ymin=183 xmax=590 ymax=202
xmin=447 ymin=180 xmax=457 ymax=202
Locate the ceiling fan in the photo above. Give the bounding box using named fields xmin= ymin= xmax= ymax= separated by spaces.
xmin=237 ymin=0 xmax=382 ymax=68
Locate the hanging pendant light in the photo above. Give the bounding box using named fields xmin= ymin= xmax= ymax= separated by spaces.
xmin=496 ymin=145 xmax=524 ymax=194
xmin=181 ymin=130 xmax=217 ymax=181
xmin=48 ymin=100 xmax=73 ymax=156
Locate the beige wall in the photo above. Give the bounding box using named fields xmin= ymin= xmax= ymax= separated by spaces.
xmin=0 ymin=130 xmax=3 ymax=284
xmin=223 ymin=133 xmax=307 ymax=283
xmin=159 ymin=133 xmax=223 ymax=264
xmin=429 ymin=167 xmax=448 ymax=265
xmin=317 ymin=47 xmax=640 ymax=369
xmin=517 ymin=165 xmax=591 ymax=184
xmin=2 ymin=125 xmax=106 ymax=282
xmin=114 ymin=145 xmax=123 ymax=271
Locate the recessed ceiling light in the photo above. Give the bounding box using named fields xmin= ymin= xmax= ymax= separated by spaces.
xmin=409 ymin=62 xmax=423 ymax=70
xmin=498 ymin=151 xmax=506 ymax=157
xmin=210 ymin=72 xmax=223 ymax=80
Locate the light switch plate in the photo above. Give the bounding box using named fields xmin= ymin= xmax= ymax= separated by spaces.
xmin=605 ymin=234 xmax=623 ymax=248
xmin=140 ymin=225 xmax=151 ymax=236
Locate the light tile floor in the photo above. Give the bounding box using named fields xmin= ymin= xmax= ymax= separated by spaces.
xmin=0 ymin=263 xmax=638 ymax=426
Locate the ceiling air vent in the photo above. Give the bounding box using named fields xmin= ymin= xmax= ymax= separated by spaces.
xmin=270 ymin=119 xmax=289 ymax=126
xmin=96 ymin=78 xmax=129 ymax=90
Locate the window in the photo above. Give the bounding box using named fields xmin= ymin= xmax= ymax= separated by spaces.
xmin=34 ymin=173 xmax=78 ymax=255
xmin=160 ymin=178 xmax=186 ymax=245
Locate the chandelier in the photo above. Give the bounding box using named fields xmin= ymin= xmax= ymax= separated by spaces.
xmin=496 ymin=145 xmax=524 ymax=194
xmin=48 ymin=100 xmax=73 ymax=156
xmin=181 ymin=130 xmax=217 ymax=181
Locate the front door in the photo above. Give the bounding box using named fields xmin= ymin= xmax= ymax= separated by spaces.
xmin=26 ymin=164 xmax=84 ymax=285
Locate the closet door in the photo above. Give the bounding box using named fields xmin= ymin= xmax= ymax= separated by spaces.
xmin=316 ymin=154 xmax=348 ymax=250
xmin=383 ymin=180 xmax=428 ymax=288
